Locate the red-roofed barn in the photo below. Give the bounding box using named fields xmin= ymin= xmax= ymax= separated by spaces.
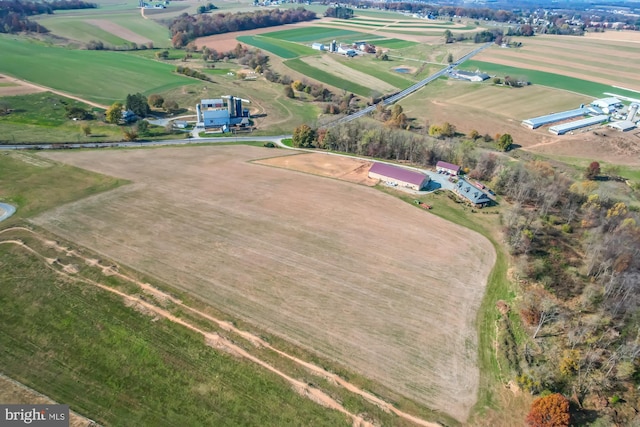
xmin=436 ymin=161 xmax=461 ymax=175
xmin=368 ymin=163 xmax=430 ymax=190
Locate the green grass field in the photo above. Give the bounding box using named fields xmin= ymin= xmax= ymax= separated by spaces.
xmin=263 ymin=26 xmax=383 ymax=43
xmin=39 ymin=20 xmax=130 ymax=46
xmin=332 ymin=56 xmax=414 ymax=89
xmin=372 ymin=38 xmax=419 ymax=49
xmin=284 ymin=58 xmax=374 ymax=97
xmin=237 ymin=35 xmax=316 ymax=59
xmin=463 ymin=60 xmax=640 ymax=99
xmin=0 ymin=36 xmax=196 ymax=104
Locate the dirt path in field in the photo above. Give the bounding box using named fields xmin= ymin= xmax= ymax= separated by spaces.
xmin=0 ymin=227 xmax=441 ymax=427
xmin=0 ymin=74 xmax=108 ymax=110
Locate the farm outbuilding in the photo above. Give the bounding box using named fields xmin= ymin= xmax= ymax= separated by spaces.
xmin=453 ymin=70 xmax=489 ymax=82
xmin=522 ymin=106 xmax=594 ymax=129
xmin=608 ymin=120 xmax=636 ymax=132
xmin=549 ymin=115 xmax=609 ymax=135
xmin=455 ymin=178 xmax=492 ymax=208
xmin=311 ymin=43 xmax=325 ymax=51
xmin=196 ymin=96 xmax=250 ymax=130
xmin=591 ymin=97 xmax=622 ymax=110
xmin=368 ymin=163 xmax=429 ymax=190
xmin=436 ymin=161 xmax=461 ymax=175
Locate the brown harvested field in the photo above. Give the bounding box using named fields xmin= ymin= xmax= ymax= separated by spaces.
xmin=474 ymin=35 xmax=640 ymax=91
xmin=0 ymin=74 xmax=44 ymax=96
xmin=255 ymin=152 xmax=378 ymax=186
xmin=302 ymin=55 xmax=398 ymax=92
xmin=85 ymin=19 xmax=152 ymax=45
xmin=0 ymin=374 xmax=95 ymax=427
xmin=33 ymin=145 xmax=496 ymax=422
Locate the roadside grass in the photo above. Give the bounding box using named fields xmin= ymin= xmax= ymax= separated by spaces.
xmin=0 ymin=243 xmax=351 ymax=427
xmin=284 ymin=58 xmax=375 ymax=97
xmin=0 ymin=152 xmax=126 ymax=223
xmin=463 ymin=60 xmax=640 ymax=99
xmin=237 ymin=35 xmax=316 ymax=59
xmin=0 ymin=35 xmax=195 ymax=104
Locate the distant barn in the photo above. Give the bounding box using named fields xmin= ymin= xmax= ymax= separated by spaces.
xmin=368 ymin=163 xmax=429 ymax=190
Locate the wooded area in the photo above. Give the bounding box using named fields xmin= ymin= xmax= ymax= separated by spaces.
xmin=0 ymin=0 xmax=96 ymax=33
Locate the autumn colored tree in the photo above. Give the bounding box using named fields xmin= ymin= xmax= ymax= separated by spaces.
xmin=585 ymin=161 xmax=600 ymax=180
xmin=105 ymin=102 xmax=123 ymax=124
xmin=526 ymin=393 xmax=570 ymax=427
xmin=292 ymin=124 xmax=316 ymax=148
xmin=496 ymin=133 xmax=513 ymax=151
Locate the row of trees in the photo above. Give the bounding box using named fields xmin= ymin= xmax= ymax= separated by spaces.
xmin=169 ymin=8 xmax=316 ymax=47
xmin=324 ymin=6 xmax=353 ymax=20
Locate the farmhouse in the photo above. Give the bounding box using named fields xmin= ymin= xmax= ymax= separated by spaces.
xmin=455 ymin=178 xmax=492 ymax=208
xmin=368 ymin=163 xmax=429 ymax=190
xmin=436 ymin=160 xmax=461 ymax=175
xmin=196 ymin=96 xmax=250 ymax=131
xmin=452 ymin=70 xmax=489 ymax=82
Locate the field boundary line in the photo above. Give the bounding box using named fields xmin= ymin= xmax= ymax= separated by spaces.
xmin=0 ymin=227 xmax=442 ymax=427
xmin=0 ymin=74 xmax=109 ymax=110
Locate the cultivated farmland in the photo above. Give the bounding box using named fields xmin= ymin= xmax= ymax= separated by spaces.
xmin=0 ymin=36 xmax=195 ymax=104
xmin=236 ymin=35 xmax=316 ymax=59
xmin=33 ymin=145 xmax=496 ymax=422
xmin=473 ymin=35 xmax=640 ymax=92
xmin=284 ymin=58 xmax=375 ymax=97
xmin=301 ymin=55 xmax=397 ymax=93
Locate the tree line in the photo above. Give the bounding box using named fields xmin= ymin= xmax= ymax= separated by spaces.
xmin=169 ymin=8 xmax=316 ymax=48
xmin=0 ymin=0 xmax=96 ymax=34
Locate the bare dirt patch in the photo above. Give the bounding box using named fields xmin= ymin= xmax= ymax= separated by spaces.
xmin=255 ymin=152 xmax=378 ymax=186
xmin=85 ymin=19 xmax=152 ymax=45
xmin=0 ymin=374 xmax=96 ymax=427
xmin=0 ymin=75 xmax=44 ymax=96
xmin=33 ymin=145 xmax=496 ymax=422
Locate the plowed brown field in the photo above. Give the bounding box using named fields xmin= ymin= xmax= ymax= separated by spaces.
xmin=33 ymin=145 xmax=496 ymax=422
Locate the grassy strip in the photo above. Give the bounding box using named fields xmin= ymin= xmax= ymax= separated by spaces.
xmin=0 ymin=152 xmax=127 ymax=223
xmin=463 ymin=60 xmax=640 ymax=99
xmin=0 ymin=245 xmax=351 ymax=427
xmin=237 ymin=35 xmax=316 ymax=59
xmin=0 ymin=35 xmax=195 ymax=104
xmin=263 ymin=26 xmax=383 ymax=43
xmin=284 ymin=58 xmax=374 ymax=97
xmin=372 ymin=38 xmax=419 ymax=49
xmin=333 ymin=57 xmax=413 ymax=89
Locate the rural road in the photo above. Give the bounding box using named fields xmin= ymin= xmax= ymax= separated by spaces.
xmin=0 ymin=203 xmax=16 ymax=222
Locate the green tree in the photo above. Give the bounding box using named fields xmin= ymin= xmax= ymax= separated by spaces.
xmin=137 ymin=120 xmax=149 ymax=135
xmin=148 ymin=94 xmax=164 ymax=108
xmin=447 ymin=53 xmax=453 ymax=64
xmin=443 ymin=29 xmax=454 ymax=43
xmin=284 ymin=85 xmax=295 ymax=99
xmin=526 ymin=393 xmax=570 ymax=427
xmin=126 ymin=93 xmax=151 ymax=118
xmin=105 ymin=102 xmax=123 ymax=124
xmin=81 ymin=124 xmax=92 ymax=137
xmin=585 ymin=161 xmax=600 ymax=180
xmin=292 ymin=124 xmax=316 ymax=148
xmin=496 ymin=133 xmax=513 ymax=151
xmin=163 ymin=99 xmax=179 ymax=113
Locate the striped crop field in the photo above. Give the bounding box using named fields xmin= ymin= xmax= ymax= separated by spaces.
xmin=462 ymin=60 xmax=640 ymax=99
xmin=284 ymin=58 xmax=375 ymax=96
xmin=262 ymin=26 xmax=384 ymax=43
xmin=473 ymin=35 xmax=640 ymax=93
xmin=237 ymin=35 xmax=316 ymax=58
xmin=372 ymin=38 xmax=419 ymax=49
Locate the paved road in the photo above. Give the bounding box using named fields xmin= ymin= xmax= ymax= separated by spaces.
xmin=0 ymin=43 xmax=492 ymax=151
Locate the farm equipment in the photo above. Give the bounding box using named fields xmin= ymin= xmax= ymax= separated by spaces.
xmin=413 ymin=200 xmax=432 ymax=210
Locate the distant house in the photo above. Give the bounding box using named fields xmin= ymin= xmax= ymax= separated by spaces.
xmin=121 ymin=110 xmax=137 ymax=123
xmin=455 ymin=178 xmax=492 ymax=208
xmin=368 ymin=163 xmax=429 ymax=191
xmin=436 ymin=161 xmax=461 ymax=175
xmin=173 ymin=120 xmax=188 ymax=129
xmin=311 ymin=43 xmax=325 ymax=51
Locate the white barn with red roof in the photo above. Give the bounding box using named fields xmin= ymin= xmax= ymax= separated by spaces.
xmin=436 ymin=161 xmax=461 ymax=175
xmin=368 ymin=163 xmax=430 ymax=191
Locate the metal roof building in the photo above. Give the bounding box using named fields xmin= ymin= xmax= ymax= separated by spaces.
xmin=591 ymin=97 xmax=622 ymax=109
xmin=368 ymin=163 xmax=429 ymax=191
xmin=455 ymin=178 xmax=492 ymax=207
xmin=522 ymin=107 xmax=593 ymax=129
xmin=436 ymin=160 xmax=461 ymax=175
xmin=549 ymin=115 xmax=609 ymax=135
xmin=608 ymin=120 xmax=636 ymax=132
